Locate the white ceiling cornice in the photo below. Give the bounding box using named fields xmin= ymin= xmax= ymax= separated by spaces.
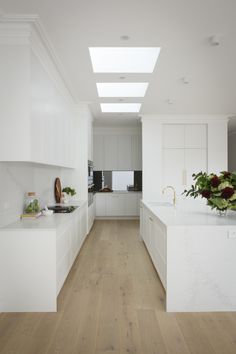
xmin=0 ymin=11 xmax=77 ymax=104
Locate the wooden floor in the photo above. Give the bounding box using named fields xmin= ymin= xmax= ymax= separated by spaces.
xmin=1 ymin=220 xmax=236 ymax=354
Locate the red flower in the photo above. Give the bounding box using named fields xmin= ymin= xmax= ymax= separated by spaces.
xmin=223 ymin=171 xmax=231 ymax=178
xmin=221 ymin=187 xmax=234 ymax=199
xmin=201 ymin=190 xmax=211 ymax=199
xmin=211 ymin=175 xmax=220 ymax=188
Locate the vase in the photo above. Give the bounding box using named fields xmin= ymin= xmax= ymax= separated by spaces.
xmin=217 ymin=209 xmax=227 ymax=217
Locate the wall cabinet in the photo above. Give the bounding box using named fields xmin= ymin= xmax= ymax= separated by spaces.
xmin=93 ymin=131 xmax=142 ymax=171
xmin=95 ymin=192 xmax=142 ymax=217
xmin=0 ymin=23 xmax=76 ymax=168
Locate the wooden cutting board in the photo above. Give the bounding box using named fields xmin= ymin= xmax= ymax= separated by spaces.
xmin=54 ymin=177 xmax=62 ymax=203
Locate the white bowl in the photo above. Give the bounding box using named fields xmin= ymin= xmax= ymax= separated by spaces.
xmin=42 ymin=209 xmax=53 ymax=216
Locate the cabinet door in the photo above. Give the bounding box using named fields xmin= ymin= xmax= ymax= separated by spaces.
xmin=124 ymin=193 xmax=138 ymax=216
xmin=95 ymin=194 xmax=106 ymax=216
xmin=185 ymin=124 xmax=207 ymax=148
xmin=163 ymin=124 xmax=185 ymax=148
xmin=104 ymin=136 xmax=118 ymax=170
xmin=132 ymin=135 xmax=142 ymax=170
xmin=185 ymin=149 xmax=207 ymax=188
xmin=162 ymin=149 xmax=185 ymax=194
xmin=106 ymin=194 xmax=125 ymax=216
xmin=118 ymin=135 xmax=132 ymax=170
xmin=93 ymin=135 xmax=104 ymax=170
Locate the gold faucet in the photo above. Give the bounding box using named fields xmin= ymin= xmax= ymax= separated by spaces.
xmin=162 ymin=186 xmax=176 ymax=206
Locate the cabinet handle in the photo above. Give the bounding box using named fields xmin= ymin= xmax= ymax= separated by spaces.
xmin=149 ymin=216 xmax=153 ymax=221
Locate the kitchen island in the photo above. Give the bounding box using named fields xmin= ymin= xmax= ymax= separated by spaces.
xmin=0 ymin=201 xmax=87 ymax=312
xmin=140 ymin=199 xmax=236 ymax=312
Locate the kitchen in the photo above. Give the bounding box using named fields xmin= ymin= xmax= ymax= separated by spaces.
xmin=1 ymin=1 xmax=236 ymax=353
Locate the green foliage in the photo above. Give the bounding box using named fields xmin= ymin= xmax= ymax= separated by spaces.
xmin=62 ymin=187 xmax=76 ymax=196
xmin=183 ymin=171 xmax=236 ymax=211
xmin=25 ymin=199 xmax=40 ymax=213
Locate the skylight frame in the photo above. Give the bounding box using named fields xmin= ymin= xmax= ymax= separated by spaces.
xmin=100 ymin=103 xmax=141 ymax=113
xmin=89 ymin=47 xmax=161 ymax=73
xmin=96 ymin=82 xmax=149 ymax=97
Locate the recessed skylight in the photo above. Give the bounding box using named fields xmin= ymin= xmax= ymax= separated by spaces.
xmin=89 ymin=47 xmax=161 ymax=73
xmin=96 ymin=83 xmax=149 ymax=97
xmin=100 ymin=103 xmax=141 ymax=113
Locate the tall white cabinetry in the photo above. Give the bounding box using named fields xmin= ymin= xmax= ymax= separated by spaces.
xmin=142 ymin=116 xmax=228 ymax=200
xmin=162 ymin=124 xmax=207 ymax=193
xmin=0 ymin=21 xmax=76 ymax=168
xmin=93 ymin=128 xmax=142 ymax=171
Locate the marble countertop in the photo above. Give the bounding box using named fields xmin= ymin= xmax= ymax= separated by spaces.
xmin=96 ymin=190 xmax=142 ymax=194
xmin=0 ymin=200 xmax=86 ymax=231
xmin=143 ymin=199 xmax=236 ymax=227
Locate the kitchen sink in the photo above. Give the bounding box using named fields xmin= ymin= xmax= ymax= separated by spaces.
xmin=48 ymin=205 xmax=78 ymax=213
xmin=148 ymin=201 xmax=173 ymax=207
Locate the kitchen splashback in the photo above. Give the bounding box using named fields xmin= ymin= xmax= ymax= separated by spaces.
xmin=0 ymin=162 xmax=78 ymax=227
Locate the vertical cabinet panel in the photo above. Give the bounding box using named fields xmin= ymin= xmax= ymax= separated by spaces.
xmin=163 ymin=125 xmax=185 ymax=148
xmin=118 ymin=135 xmax=132 ymax=170
xmin=132 ymin=135 xmax=142 ymax=170
xmin=185 ymin=149 xmax=207 ymax=188
xmin=104 ymin=136 xmax=118 ymax=170
xmin=185 ymin=124 xmax=207 ymax=148
xmin=162 ymin=149 xmax=185 ymax=194
xmin=124 ymin=193 xmax=138 ymax=215
xmin=93 ymin=133 xmax=142 ymax=171
xmin=93 ymin=135 xmax=104 ymax=170
xmin=162 ymin=124 xmax=207 ymax=193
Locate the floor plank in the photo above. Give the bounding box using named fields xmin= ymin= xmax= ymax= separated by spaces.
xmin=0 ymin=220 xmax=236 ymax=354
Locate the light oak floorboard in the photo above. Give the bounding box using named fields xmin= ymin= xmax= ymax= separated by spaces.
xmin=0 ymin=220 xmax=236 ymax=354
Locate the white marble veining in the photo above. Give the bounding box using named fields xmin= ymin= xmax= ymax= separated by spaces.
xmin=141 ymin=199 xmax=236 ymax=312
xmin=144 ymin=198 xmax=236 ymax=226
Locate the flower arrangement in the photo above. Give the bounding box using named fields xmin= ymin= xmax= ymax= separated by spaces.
xmin=183 ymin=171 xmax=236 ymax=212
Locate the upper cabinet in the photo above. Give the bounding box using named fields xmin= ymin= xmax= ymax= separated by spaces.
xmin=0 ymin=21 xmax=77 ymax=168
xmin=93 ymin=128 xmax=142 ymax=171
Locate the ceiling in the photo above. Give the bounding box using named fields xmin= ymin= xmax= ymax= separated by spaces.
xmin=1 ymin=0 xmax=236 ymax=128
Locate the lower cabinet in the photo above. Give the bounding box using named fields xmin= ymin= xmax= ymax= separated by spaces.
xmin=88 ymin=195 xmax=96 ymax=232
xmin=140 ymin=202 xmax=167 ymax=289
xmin=56 ymin=202 xmax=87 ymax=295
xmin=96 ymin=192 xmax=142 ymax=217
xmin=0 ymin=201 xmax=88 ymax=312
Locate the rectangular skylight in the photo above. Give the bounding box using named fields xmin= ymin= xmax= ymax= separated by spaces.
xmin=100 ymin=103 xmax=141 ymax=113
xmin=89 ymin=47 xmax=161 ymax=73
xmin=96 ymin=82 xmax=149 ymax=97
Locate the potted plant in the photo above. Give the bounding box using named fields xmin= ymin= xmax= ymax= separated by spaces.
xmin=62 ymin=187 xmax=76 ymax=203
xmin=183 ymin=171 xmax=236 ymax=215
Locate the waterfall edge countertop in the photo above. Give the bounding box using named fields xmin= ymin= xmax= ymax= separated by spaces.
xmin=143 ymin=199 xmax=236 ymax=227
xmin=0 ymin=200 xmax=87 ymax=231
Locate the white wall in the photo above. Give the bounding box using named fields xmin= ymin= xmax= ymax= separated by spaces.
xmin=228 ymin=131 xmax=236 ymax=172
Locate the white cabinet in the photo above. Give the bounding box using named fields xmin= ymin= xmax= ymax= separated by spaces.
xmin=0 ymin=23 xmax=76 ymax=168
xmin=141 ymin=203 xmax=167 ymax=289
xmin=96 ymin=193 xmax=106 ymax=216
xmin=162 ymin=124 xmax=207 ymax=192
xmin=0 ymin=201 xmax=87 ymax=312
xmin=93 ymin=132 xmax=142 ymax=171
xmin=95 ymin=192 xmax=142 ymax=217
xmin=132 ymin=135 xmax=142 ymax=170
xmin=106 ymin=194 xmax=125 ymax=216
xmin=104 ymin=136 xmax=118 ymax=170
xmin=118 ymin=136 xmax=132 ymax=170
xmin=93 ymin=135 xmax=104 ymax=170
xmin=88 ymin=196 xmax=96 ymax=232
